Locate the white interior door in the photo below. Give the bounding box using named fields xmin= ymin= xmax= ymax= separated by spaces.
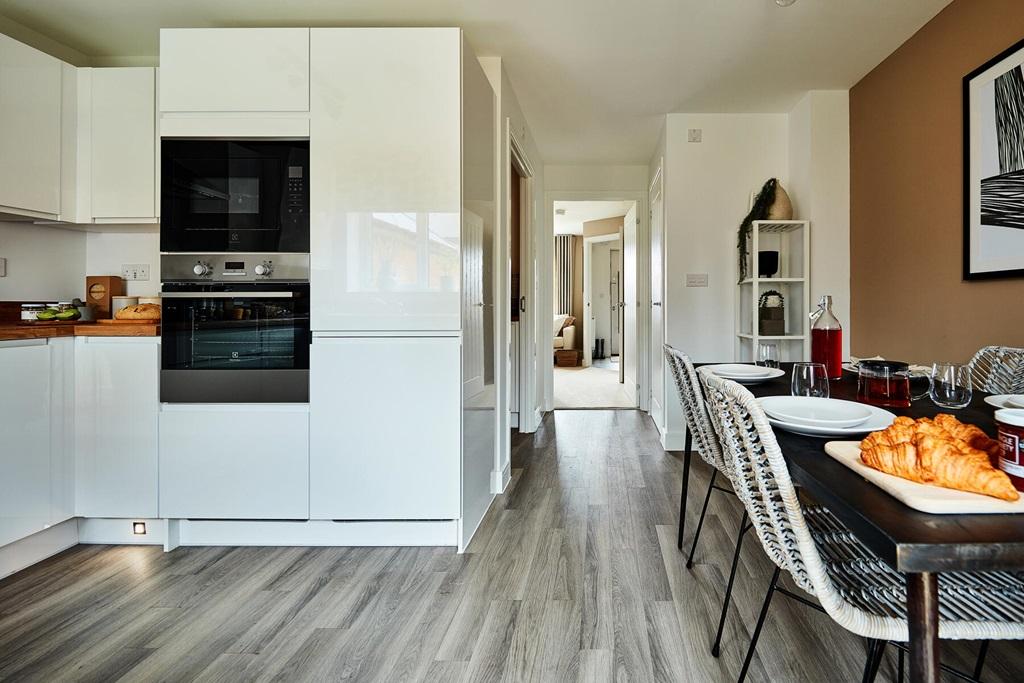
xmin=583 ymin=238 xmax=594 ymax=367
xmin=462 ymin=210 xmax=485 ymax=396
xmin=623 ymin=204 xmax=638 ymax=402
xmin=649 ymin=183 xmax=665 ymax=429
xmin=610 ymin=248 xmax=621 ymax=357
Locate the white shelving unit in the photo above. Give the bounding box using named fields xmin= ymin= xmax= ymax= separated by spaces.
xmin=736 ymin=220 xmax=810 ymax=363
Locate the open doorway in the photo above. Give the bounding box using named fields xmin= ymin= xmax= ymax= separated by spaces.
xmin=552 ymin=200 xmax=637 ymax=408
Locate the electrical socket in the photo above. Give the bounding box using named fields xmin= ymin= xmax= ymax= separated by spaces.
xmin=121 ymin=264 xmax=150 ymax=281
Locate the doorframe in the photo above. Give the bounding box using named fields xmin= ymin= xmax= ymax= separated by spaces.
xmin=541 ymin=191 xmax=650 ymax=414
xmin=582 ymin=232 xmax=622 ymax=369
xmin=647 ymin=162 xmax=666 ymax=434
xmin=509 ymin=124 xmax=538 ymax=437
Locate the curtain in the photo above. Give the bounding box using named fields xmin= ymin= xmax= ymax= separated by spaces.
xmin=554 ymin=234 xmax=574 ymax=315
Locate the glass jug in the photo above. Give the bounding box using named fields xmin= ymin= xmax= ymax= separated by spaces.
xmin=810 ymin=295 xmax=843 ymax=380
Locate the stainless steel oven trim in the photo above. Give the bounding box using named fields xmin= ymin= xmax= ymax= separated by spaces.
xmin=161 ymin=291 xmax=299 ymax=298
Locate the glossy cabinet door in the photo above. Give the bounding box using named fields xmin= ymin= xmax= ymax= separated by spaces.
xmin=75 ymin=338 xmax=159 ymax=518
xmin=0 ymin=342 xmax=52 ymax=547
xmin=159 ymin=405 xmax=309 ymax=519
xmin=309 ymin=336 xmax=461 ymax=519
xmin=159 ymin=28 xmax=309 ymax=112
xmin=0 ymin=32 xmax=61 ymax=216
xmin=49 ymin=338 xmax=75 ymax=526
xmin=91 ymin=67 xmax=157 ymax=220
xmin=310 ymin=28 xmax=462 ymax=331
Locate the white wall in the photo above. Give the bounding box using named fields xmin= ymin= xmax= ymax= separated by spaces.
xmin=660 ymin=113 xmax=789 ymax=442
xmin=544 ymin=165 xmax=648 ymax=193
xmin=478 ymin=55 xmax=544 ymax=489
xmin=787 ymin=91 xmax=851 ymax=359
xmin=84 ymin=231 xmax=160 ymax=297
xmin=0 ymin=222 xmax=86 ymax=301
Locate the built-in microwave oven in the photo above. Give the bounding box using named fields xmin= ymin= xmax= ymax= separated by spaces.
xmin=160 ymin=139 xmax=309 ymax=253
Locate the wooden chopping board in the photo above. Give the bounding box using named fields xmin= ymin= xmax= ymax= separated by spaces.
xmin=97 ymin=318 xmax=161 ymax=323
xmin=824 ymin=441 xmax=1024 ymax=514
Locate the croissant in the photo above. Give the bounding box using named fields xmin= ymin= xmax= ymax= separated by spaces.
xmin=933 ymin=413 xmax=1002 ymax=463
xmin=860 ymin=416 xmax=1019 ymax=502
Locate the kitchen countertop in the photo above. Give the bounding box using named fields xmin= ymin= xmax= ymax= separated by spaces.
xmin=0 ymin=321 xmax=160 ymax=341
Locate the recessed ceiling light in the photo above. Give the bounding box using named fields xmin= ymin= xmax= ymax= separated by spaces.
xmin=775 ymin=0 xmax=797 ymax=6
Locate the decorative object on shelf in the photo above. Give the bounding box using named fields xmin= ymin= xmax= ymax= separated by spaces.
xmin=964 ymin=37 xmax=1024 ymax=279
xmin=758 ymin=250 xmax=780 ymax=278
xmin=758 ymin=290 xmax=786 ymax=336
xmin=737 ymin=178 xmax=793 ymax=281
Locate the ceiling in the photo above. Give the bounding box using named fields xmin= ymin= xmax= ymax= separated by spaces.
xmin=554 ymin=200 xmax=633 ymax=235
xmin=0 ymin=0 xmax=951 ymax=164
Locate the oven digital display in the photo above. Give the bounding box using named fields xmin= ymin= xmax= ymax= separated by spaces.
xmin=224 ymin=261 xmax=245 ymax=270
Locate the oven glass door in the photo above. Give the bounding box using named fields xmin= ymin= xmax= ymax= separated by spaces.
xmin=161 ymin=140 xmax=309 ymax=253
xmin=161 ymin=286 xmax=310 ymax=403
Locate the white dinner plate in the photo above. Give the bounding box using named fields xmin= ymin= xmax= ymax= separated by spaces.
xmin=760 ymin=396 xmax=873 ymax=429
xmin=705 ymin=363 xmax=773 ymax=379
xmin=705 ymin=365 xmax=785 ymax=385
xmin=756 ymin=398 xmax=896 ymax=437
xmin=985 ymin=394 xmax=1024 ymax=409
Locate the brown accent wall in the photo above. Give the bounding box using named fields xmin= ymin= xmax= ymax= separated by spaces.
xmin=851 ymin=0 xmax=1024 ymax=364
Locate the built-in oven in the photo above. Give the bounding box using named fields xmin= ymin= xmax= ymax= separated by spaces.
xmin=161 ymin=139 xmax=309 ymax=253
xmin=160 ymin=254 xmax=310 ymax=403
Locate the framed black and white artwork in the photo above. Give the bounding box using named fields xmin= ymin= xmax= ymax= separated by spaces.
xmin=964 ymin=37 xmax=1024 ymax=280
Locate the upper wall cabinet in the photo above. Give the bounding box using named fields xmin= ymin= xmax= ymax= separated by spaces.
xmin=309 ymin=28 xmax=462 ymax=331
xmin=159 ymin=28 xmax=309 ymax=113
xmin=90 ymin=67 xmax=158 ymax=221
xmin=0 ymin=33 xmax=62 ymax=218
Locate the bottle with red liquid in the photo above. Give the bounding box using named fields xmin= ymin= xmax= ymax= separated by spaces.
xmin=810 ymin=295 xmax=843 ymax=380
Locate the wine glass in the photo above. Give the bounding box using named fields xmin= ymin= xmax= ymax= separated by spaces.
xmin=791 ymin=362 xmax=830 ymax=398
xmin=757 ymin=342 xmax=780 ymax=369
xmin=929 ymin=363 xmax=972 ymax=409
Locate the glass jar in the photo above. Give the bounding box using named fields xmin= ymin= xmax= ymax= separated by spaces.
xmin=21 ymin=303 xmax=45 ymax=321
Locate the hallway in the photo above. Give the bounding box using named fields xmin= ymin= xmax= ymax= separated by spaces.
xmin=553 ymin=357 xmax=634 ymax=409
xmin=0 ymin=411 xmax=1018 ymax=681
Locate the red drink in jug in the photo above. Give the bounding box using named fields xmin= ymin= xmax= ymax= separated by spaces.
xmin=810 ymin=296 xmax=843 ymax=380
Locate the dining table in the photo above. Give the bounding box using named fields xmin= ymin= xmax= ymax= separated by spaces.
xmin=684 ymin=362 xmax=1024 ymax=683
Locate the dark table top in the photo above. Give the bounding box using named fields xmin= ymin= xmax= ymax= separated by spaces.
xmin=746 ymin=363 xmax=1024 ymax=573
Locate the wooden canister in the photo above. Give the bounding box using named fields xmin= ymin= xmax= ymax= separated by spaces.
xmin=85 ymin=275 xmax=125 ymax=319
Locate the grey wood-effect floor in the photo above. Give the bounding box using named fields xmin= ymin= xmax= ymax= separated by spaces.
xmin=0 ymin=410 xmax=1021 ymax=682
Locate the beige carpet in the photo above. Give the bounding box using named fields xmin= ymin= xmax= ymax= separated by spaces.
xmin=553 ymin=363 xmax=635 ymax=408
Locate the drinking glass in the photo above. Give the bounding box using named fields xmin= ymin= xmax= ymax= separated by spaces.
xmin=791 ymin=362 xmax=830 ymax=398
xmin=929 ymin=362 xmax=973 ymax=409
xmin=757 ymin=343 xmax=780 ymax=369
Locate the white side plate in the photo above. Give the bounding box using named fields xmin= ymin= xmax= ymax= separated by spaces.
xmin=758 ymin=398 xmax=895 ymax=437
xmin=760 ymin=396 xmax=872 ymax=428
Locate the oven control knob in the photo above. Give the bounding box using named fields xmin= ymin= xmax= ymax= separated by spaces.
xmin=254 ymin=262 xmax=273 ymax=277
xmin=193 ymin=262 xmax=211 ymax=277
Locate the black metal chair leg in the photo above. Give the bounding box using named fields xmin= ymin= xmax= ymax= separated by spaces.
xmin=737 ymin=566 xmax=781 ymax=683
xmin=861 ymin=639 xmax=885 ymax=683
xmin=711 ymin=510 xmax=748 ymax=658
xmin=686 ymin=469 xmax=718 ymax=568
xmin=677 ymin=431 xmax=692 ymax=550
xmin=973 ymin=640 xmax=989 ymax=680
xmin=896 ymin=646 xmax=904 ymax=683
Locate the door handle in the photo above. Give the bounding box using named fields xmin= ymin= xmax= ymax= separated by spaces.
xmin=652 ymin=301 xmax=662 ymax=307
xmin=520 ymin=296 xmax=527 ymax=313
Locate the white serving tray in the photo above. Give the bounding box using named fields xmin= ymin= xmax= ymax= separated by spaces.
xmin=824 ymin=441 xmax=1024 ymax=515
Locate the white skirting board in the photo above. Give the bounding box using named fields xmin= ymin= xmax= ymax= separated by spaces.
xmin=0 ymin=519 xmax=78 ymax=580
xmin=490 ymin=460 xmax=512 ymax=494
xmin=76 ymin=518 xmax=460 ymax=548
xmin=661 ymin=427 xmax=687 ymax=451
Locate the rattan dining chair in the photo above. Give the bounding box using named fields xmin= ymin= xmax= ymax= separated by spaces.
xmin=697 ymin=367 xmax=1024 ymax=683
xmin=664 ymin=345 xmax=751 ymax=657
xmin=967 ymin=345 xmax=1024 ymax=394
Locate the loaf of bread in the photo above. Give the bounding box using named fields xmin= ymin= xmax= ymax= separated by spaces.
xmin=115 ymin=303 xmax=161 ymax=320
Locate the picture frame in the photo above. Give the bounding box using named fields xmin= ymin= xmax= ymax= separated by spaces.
xmin=963 ymin=36 xmax=1024 ymax=280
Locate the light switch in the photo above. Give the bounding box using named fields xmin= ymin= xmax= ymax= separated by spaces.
xmin=688 ymin=128 xmax=703 ymax=143
xmin=0 ymin=257 xmax=6 ymax=277
xmin=686 ymin=273 xmax=708 ymax=287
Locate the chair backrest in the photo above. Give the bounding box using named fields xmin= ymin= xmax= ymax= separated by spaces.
xmin=663 ymin=345 xmax=727 ymax=475
xmin=968 ymin=345 xmax=1024 ymax=394
xmin=696 ymin=367 xmax=819 ymax=595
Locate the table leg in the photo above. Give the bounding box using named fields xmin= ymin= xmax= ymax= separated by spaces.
xmin=677 ymin=430 xmax=692 ymax=549
xmin=906 ymin=572 xmax=940 ymax=683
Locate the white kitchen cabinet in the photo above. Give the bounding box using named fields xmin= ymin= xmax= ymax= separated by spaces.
xmin=0 ymin=342 xmax=52 ymax=547
xmin=159 ymin=405 xmax=309 ymax=519
xmin=48 ymin=338 xmax=75 ymax=525
xmin=309 ymin=28 xmax=462 ymax=331
xmin=310 ymin=336 xmax=461 ymax=520
xmin=75 ymin=337 xmax=159 ymax=518
xmin=159 ymin=28 xmax=309 ymax=113
xmin=0 ymin=32 xmax=62 ymax=217
xmin=91 ymin=67 xmax=157 ymax=220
